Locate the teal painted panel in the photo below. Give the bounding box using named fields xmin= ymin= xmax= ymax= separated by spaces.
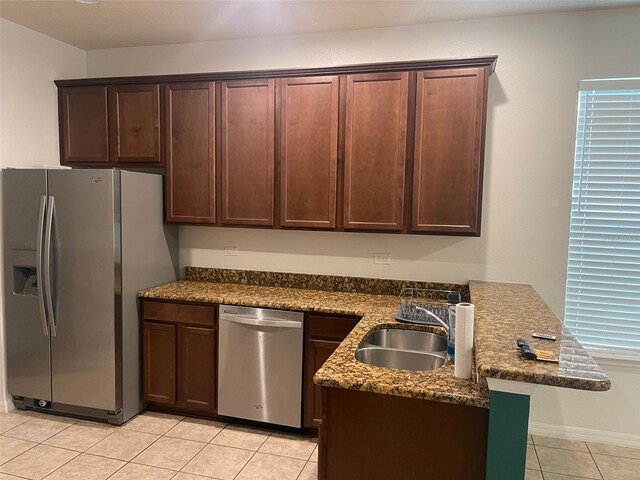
xmin=485 ymin=390 xmax=530 ymax=480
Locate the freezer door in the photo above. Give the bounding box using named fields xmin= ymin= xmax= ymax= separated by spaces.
xmin=2 ymin=169 xmax=51 ymax=401
xmin=46 ymin=169 xmax=119 ymax=411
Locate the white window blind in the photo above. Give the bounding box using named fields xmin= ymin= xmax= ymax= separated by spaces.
xmin=564 ymin=80 xmax=640 ymax=360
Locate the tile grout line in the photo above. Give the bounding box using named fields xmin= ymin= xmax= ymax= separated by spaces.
xmin=40 ymin=449 xmax=82 ymax=480
xmin=534 ymin=439 xmax=611 ymax=480
xmin=231 ymin=429 xmax=273 ymax=480
xmin=123 ymin=415 xmax=227 ymax=478
xmin=294 ymin=460 xmax=313 ymax=480
xmin=119 ymin=425 xmax=176 ymax=465
xmin=3 ymin=416 xmax=319 ymax=480
xmin=1 ymin=419 xmax=83 ymax=479
xmin=174 ymin=422 xmax=263 ymax=478
xmin=0 ymin=435 xmax=40 ymax=467
xmin=101 ymin=458 xmax=128 ymax=480
xmin=102 ymin=422 xmax=191 ymax=480
xmin=43 ymin=422 xmax=120 ymax=453
xmin=129 ymin=431 xmax=210 ymax=474
xmin=587 ymin=445 xmax=606 ymax=480
xmin=532 ymin=443 xmax=542 ymax=472
xmin=5 ymin=431 xmax=81 ymax=480
xmin=2 ymin=415 xmax=78 ymax=444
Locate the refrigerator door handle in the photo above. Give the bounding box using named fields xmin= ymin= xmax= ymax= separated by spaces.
xmin=44 ymin=195 xmax=57 ymax=337
xmin=36 ymin=195 xmax=49 ymax=336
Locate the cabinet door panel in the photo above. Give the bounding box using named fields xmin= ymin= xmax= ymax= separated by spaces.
xmin=177 ymin=326 xmax=216 ymax=412
xmin=143 ymin=322 xmax=176 ymax=405
xmin=61 ymin=86 xmax=109 ymax=164
xmin=304 ymin=339 xmax=340 ymax=428
xmin=221 ymin=80 xmax=275 ymax=226
xmin=344 ymin=73 xmax=408 ymax=231
xmin=280 ymin=77 xmax=339 ymax=229
xmin=108 ymin=84 xmax=161 ymax=164
xmin=412 ymin=68 xmax=487 ymax=234
xmin=165 ymin=82 xmax=216 ymax=223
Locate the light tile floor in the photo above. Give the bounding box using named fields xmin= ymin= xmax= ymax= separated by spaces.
xmin=2 ymin=410 xmax=639 ymax=479
xmin=0 ymin=410 xmax=317 ymax=480
xmin=526 ymin=434 xmax=640 ymax=480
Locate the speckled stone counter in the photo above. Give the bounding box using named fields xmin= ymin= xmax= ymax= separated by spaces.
xmin=185 ymin=266 xmax=469 ymax=299
xmin=471 ymin=280 xmax=611 ymax=391
xmin=139 ymin=279 xmax=488 ymax=408
xmin=139 ymin=273 xmax=611 ymax=412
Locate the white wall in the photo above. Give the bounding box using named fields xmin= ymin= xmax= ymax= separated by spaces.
xmin=88 ymin=10 xmax=593 ymax=317
xmin=86 ymin=7 xmax=640 ymax=442
xmin=0 ymin=18 xmax=86 ymax=410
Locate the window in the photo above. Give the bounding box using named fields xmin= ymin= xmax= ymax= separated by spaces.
xmin=564 ymin=79 xmax=640 ymax=360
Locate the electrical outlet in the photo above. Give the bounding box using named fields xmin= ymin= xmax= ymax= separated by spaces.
xmin=373 ymin=253 xmax=391 ymax=265
xmin=224 ymin=246 xmax=239 ymax=256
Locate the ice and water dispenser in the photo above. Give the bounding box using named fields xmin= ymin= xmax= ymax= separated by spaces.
xmin=12 ymin=249 xmax=39 ymax=296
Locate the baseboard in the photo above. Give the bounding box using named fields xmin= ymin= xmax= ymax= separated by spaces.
xmin=0 ymin=396 xmax=15 ymax=413
xmin=529 ymin=421 xmax=640 ymax=448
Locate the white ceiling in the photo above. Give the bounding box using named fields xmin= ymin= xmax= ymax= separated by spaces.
xmin=1 ymin=0 xmax=639 ymax=51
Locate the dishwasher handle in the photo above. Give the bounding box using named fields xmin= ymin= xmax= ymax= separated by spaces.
xmin=222 ymin=315 xmax=302 ymax=329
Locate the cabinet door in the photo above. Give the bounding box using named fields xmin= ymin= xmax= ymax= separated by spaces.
xmin=412 ymin=68 xmax=487 ymax=235
xmin=143 ymin=322 xmax=176 ymax=405
xmin=177 ymin=326 xmax=216 ymax=412
xmin=108 ymin=84 xmax=161 ymax=164
xmin=304 ymin=339 xmax=341 ymax=428
xmin=164 ymin=82 xmax=216 ymax=224
xmin=279 ymin=77 xmax=339 ymax=229
xmin=60 ymin=86 xmax=109 ymax=165
xmin=343 ymin=73 xmax=409 ymax=231
xmin=221 ymin=80 xmax=275 ymax=226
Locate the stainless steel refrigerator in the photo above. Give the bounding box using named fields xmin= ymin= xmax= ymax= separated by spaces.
xmin=2 ymin=168 xmax=178 ymax=424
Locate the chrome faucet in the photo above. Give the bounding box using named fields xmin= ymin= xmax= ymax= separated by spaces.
xmin=414 ymin=306 xmax=449 ymax=333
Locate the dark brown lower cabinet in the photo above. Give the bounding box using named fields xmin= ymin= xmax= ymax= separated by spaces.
xmin=143 ymin=322 xmax=176 ymax=405
xmin=319 ymin=387 xmax=488 ymax=480
xmin=142 ymin=300 xmax=217 ymax=414
xmin=178 ymin=326 xmax=216 ymax=411
xmin=304 ymin=338 xmax=340 ymax=427
xmin=303 ymin=313 xmax=360 ymax=428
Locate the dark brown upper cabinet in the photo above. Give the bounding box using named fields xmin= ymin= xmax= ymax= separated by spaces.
xmin=279 ymin=76 xmax=339 ymax=229
xmin=220 ymin=80 xmax=275 ymax=227
xmin=343 ymin=73 xmax=409 ymax=231
xmin=60 ymin=86 xmax=109 ymax=164
xmin=164 ymin=82 xmax=216 ymax=224
xmin=56 ymin=56 xmax=496 ymax=235
xmin=412 ymin=68 xmax=488 ymax=235
xmin=108 ymin=84 xmax=161 ymax=164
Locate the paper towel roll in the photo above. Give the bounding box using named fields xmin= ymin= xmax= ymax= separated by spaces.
xmin=454 ymin=303 xmax=475 ymax=380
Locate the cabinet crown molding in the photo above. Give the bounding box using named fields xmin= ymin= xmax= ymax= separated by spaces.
xmin=55 ymin=56 xmax=498 ymax=87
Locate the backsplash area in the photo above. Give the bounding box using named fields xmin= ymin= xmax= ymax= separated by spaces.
xmin=185 ymin=266 xmax=470 ymax=300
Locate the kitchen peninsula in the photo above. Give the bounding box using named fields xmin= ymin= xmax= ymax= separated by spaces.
xmin=139 ymin=268 xmax=610 ymax=480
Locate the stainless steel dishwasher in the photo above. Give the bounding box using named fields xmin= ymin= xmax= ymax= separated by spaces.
xmin=218 ymin=305 xmax=304 ymax=428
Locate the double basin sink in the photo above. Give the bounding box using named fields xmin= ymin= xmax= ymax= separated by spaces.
xmin=355 ymin=328 xmax=448 ymax=372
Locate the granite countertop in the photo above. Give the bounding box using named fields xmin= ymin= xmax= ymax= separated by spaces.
xmin=471 ymin=281 xmax=611 ymax=391
xmin=139 ymin=279 xmax=488 ymax=408
xmin=139 ymin=272 xmax=611 ymax=410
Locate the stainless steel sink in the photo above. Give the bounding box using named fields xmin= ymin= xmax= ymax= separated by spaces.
xmin=355 ymin=346 xmax=446 ymax=371
xmin=360 ymin=328 xmax=447 ymax=355
xmin=355 ymin=328 xmax=448 ymax=372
